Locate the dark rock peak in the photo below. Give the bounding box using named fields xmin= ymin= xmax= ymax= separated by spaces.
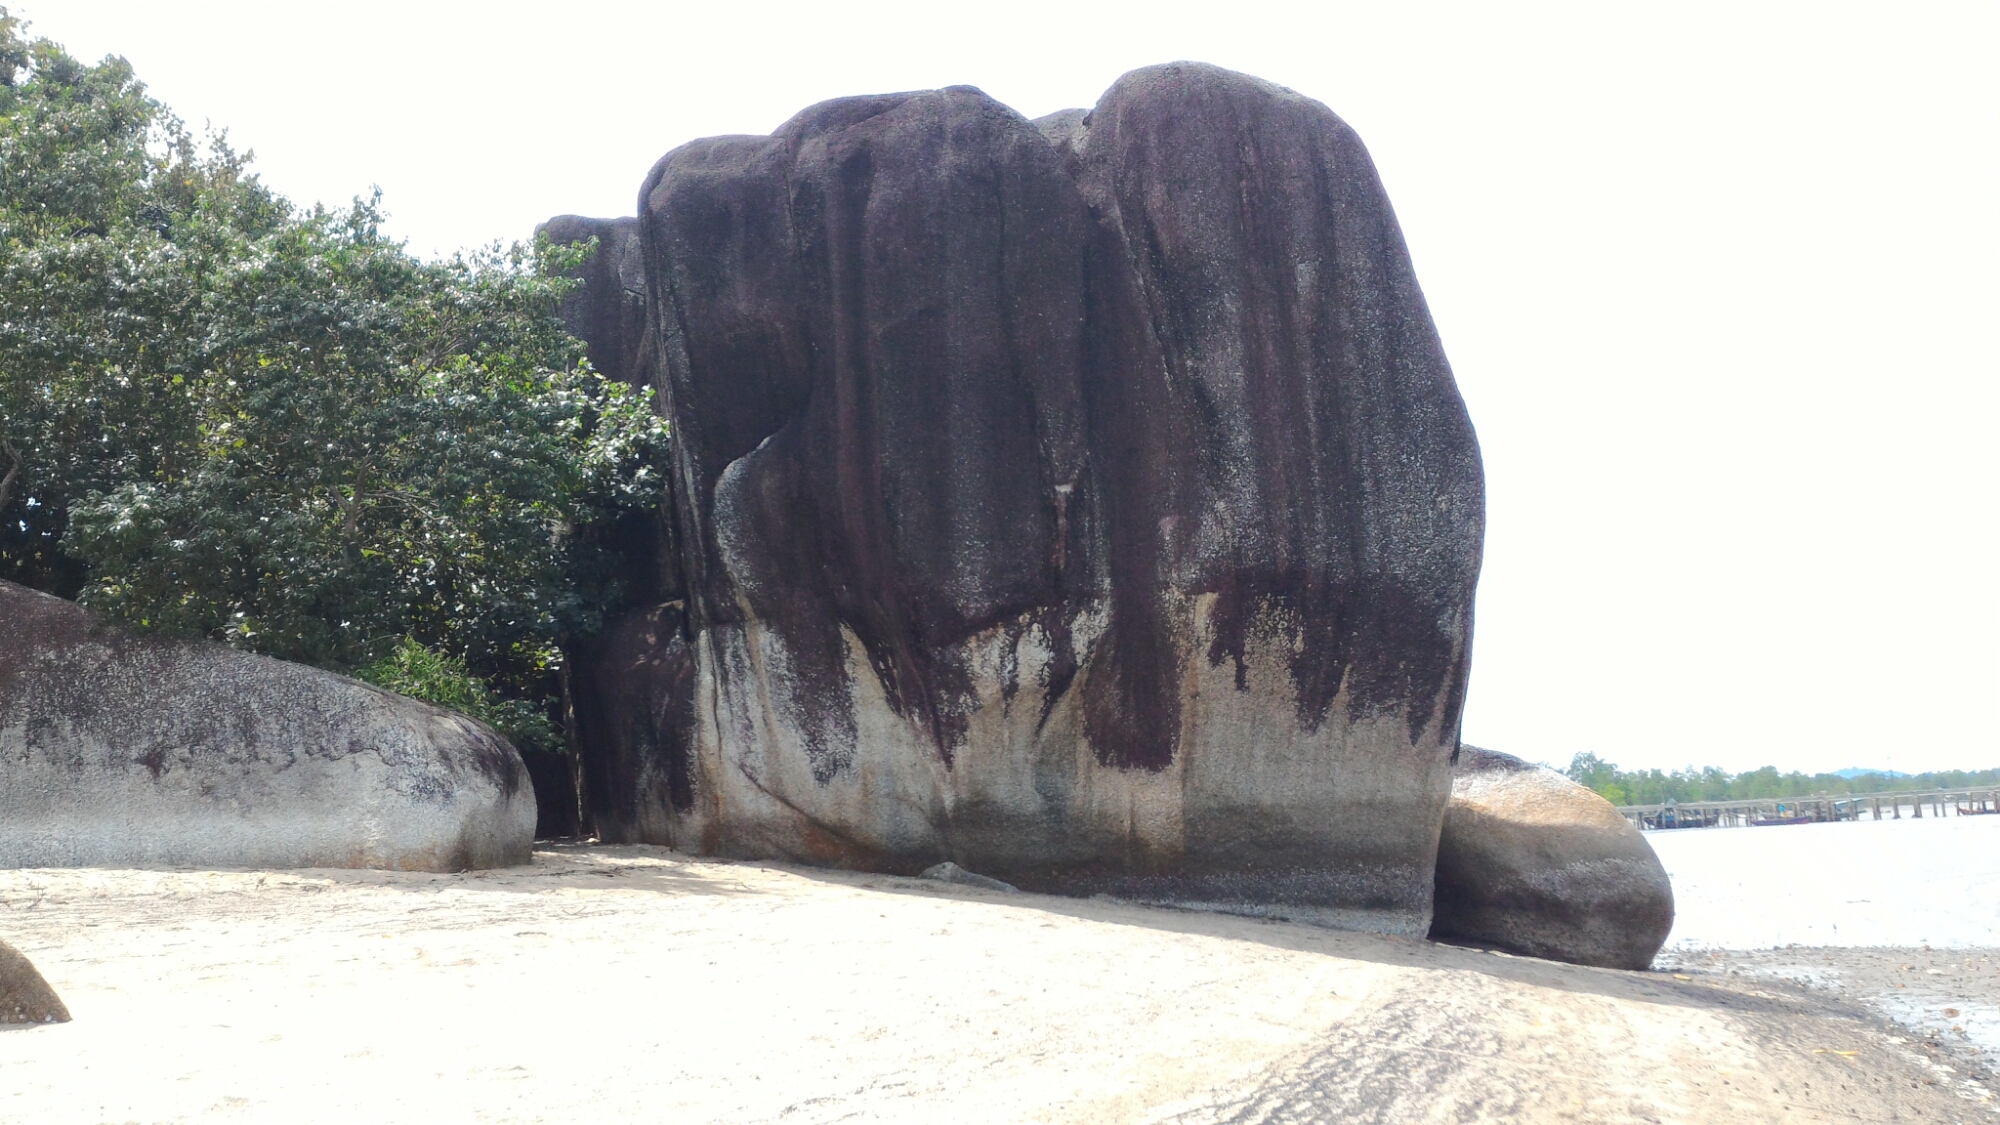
xmin=637 ymin=81 xmax=1098 ymax=771
xmin=535 ymin=214 xmax=647 ymax=387
xmin=1032 ymin=107 xmax=1089 ymax=152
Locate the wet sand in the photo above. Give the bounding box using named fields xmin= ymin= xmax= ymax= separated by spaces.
xmin=1659 ymin=946 xmax=2000 ymax=1081
xmin=1 ymin=846 xmax=1990 ymax=1124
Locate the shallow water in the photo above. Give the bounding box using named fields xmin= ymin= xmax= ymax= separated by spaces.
xmin=1876 ymin=993 xmax=2000 ymax=1055
xmin=1647 ymin=811 xmax=2000 ymax=949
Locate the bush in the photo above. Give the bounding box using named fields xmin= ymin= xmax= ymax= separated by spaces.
xmin=355 ymin=637 xmax=562 ymax=757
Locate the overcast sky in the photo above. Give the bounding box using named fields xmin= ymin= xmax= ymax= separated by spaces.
xmin=18 ymin=1 xmax=1998 ymax=775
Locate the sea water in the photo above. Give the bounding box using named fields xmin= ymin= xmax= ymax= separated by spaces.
xmin=1646 ymin=811 xmax=2000 ymax=949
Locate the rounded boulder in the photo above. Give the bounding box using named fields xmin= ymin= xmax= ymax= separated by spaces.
xmin=1430 ymin=746 xmax=1674 ymax=969
xmin=0 ymin=939 xmax=69 ymax=1025
xmin=0 ymin=580 xmax=536 ymax=872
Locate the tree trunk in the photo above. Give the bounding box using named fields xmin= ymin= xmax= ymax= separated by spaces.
xmin=0 ymin=437 xmax=19 ymax=515
xmin=557 ymin=660 xmax=590 ymax=841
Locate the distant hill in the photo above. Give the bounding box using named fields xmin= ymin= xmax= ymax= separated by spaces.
xmin=1832 ymin=767 xmax=1911 ymax=780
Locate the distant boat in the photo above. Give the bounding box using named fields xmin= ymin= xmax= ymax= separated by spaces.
xmin=1753 ymin=802 xmax=1825 ymax=826
xmin=1650 ymin=812 xmax=1717 ymax=829
xmin=1832 ymin=767 xmax=1911 ymax=780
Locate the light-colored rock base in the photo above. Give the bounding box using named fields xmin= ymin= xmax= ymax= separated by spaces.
xmin=0 ymin=848 xmax=1972 ymax=1123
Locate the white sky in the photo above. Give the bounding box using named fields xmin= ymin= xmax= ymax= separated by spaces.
xmin=17 ymin=1 xmax=1998 ymax=776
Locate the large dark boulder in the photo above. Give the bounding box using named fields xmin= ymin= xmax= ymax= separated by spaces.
xmin=0 ymin=581 xmax=536 ymax=871
xmin=0 ymin=939 xmax=68 ymax=1025
xmin=1431 ymin=746 xmax=1675 ymax=969
xmin=557 ymin=62 xmax=1483 ymax=935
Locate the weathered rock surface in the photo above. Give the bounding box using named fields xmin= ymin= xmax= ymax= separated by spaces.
xmin=919 ymin=862 xmax=1019 ymax=894
xmin=1431 ymin=746 xmax=1674 ymax=969
xmin=0 ymin=580 xmax=536 ymax=871
xmin=559 ymin=62 xmax=1483 ymax=935
xmin=0 ymin=939 xmax=68 ymax=1025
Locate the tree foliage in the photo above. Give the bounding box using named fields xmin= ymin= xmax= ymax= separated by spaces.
xmin=0 ymin=11 xmax=667 ymax=748
xmin=355 ymin=636 xmax=561 ymax=756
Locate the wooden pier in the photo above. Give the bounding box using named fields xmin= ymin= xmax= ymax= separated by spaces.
xmin=1617 ymin=788 xmax=2000 ymax=831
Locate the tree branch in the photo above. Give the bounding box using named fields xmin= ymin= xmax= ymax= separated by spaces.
xmin=0 ymin=437 xmax=20 ymax=516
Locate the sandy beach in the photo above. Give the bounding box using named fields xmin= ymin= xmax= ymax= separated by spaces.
xmin=2 ymin=825 xmax=1997 ymax=1125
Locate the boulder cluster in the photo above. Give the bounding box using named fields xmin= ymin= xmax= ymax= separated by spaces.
xmin=0 ymin=61 xmax=1672 ymax=969
xmin=550 ymin=61 xmax=1670 ymax=964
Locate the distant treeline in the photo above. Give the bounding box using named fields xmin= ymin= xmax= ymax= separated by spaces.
xmin=1561 ymin=753 xmax=2000 ymax=807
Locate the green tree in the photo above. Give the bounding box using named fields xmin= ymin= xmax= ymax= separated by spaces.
xmin=62 ymin=206 xmax=666 ymax=681
xmin=1564 ymin=752 xmax=1625 ymax=803
xmin=0 ymin=15 xmax=282 ymax=595
xmin=0 ymin=12 xmax=667 ymax=778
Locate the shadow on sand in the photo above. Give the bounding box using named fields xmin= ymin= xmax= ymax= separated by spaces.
xmin=308 ymin=842 xmax=1808 ymax=1021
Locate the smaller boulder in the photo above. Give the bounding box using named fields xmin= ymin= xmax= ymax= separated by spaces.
xmin=0 ymin=940 xmax=70 ymax=1025
xmin=1431 ymin=746 xmax=1673 ymax=969
xmin=0 ymin=580 xmax=535 ymax=872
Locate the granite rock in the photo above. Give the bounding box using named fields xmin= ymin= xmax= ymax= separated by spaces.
xmin=0 ymin=939 xmax=68 ymax=1025
xmin=1431 ymin=746 xmax=1675 ymax=969
xmin=553 ymin=62 xmax=1483 ymax=935
xmin=0 ymin=580 xmax=536 ymax=871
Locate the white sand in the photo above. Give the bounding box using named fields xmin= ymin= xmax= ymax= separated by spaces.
xmin=0 ymin=847 xmax=1982 ymax=1124
xmin=1648 ymin=812 xmax=2000 ymax=949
